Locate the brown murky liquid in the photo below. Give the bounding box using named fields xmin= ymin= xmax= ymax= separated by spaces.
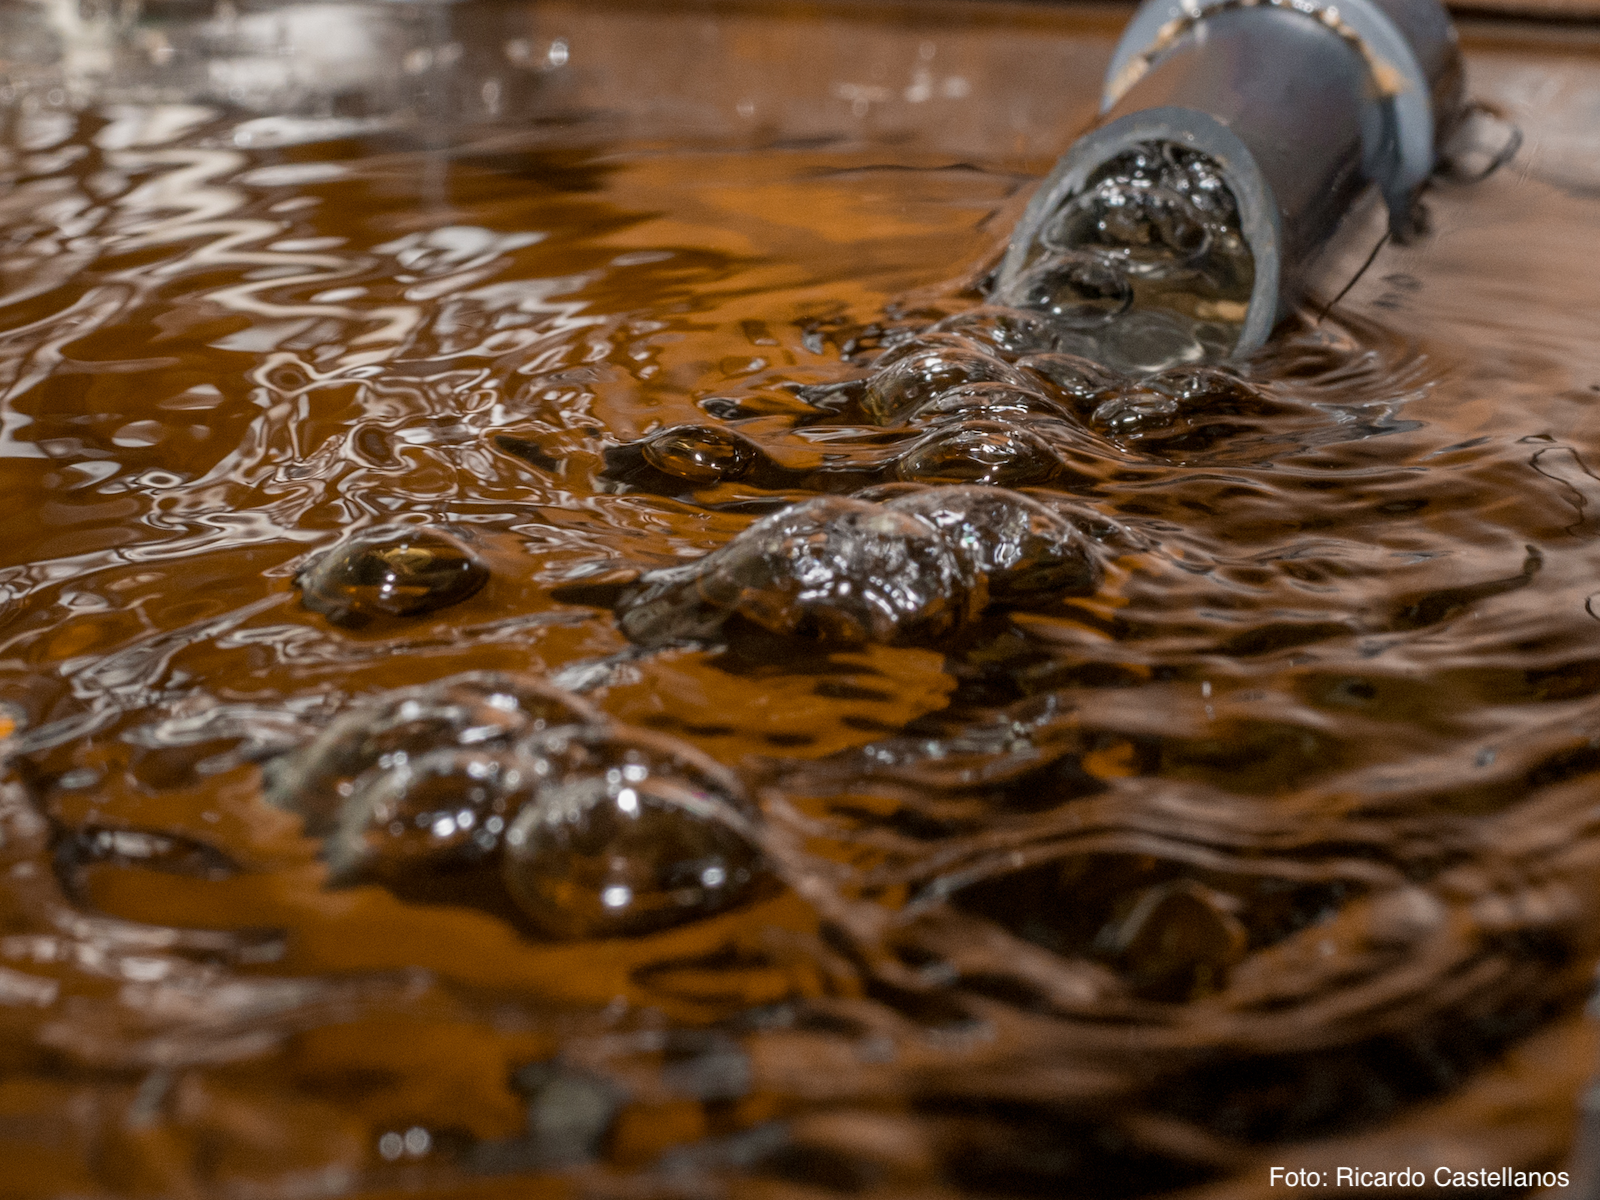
xmin=5 ymin=7 xmax=1600 ymax=1197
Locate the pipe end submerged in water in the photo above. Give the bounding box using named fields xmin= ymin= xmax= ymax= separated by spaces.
xmin=994 ymin=0 xmax=1465 ymax=364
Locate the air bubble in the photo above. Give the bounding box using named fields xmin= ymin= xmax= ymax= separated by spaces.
xmin=640 ymin=424 xmax=760 ymax=484
xmin=324 ymin=747 xmax=544 ymax=883
xmin=1146 ymin=365 xmax=1271 ymax=412
xmin=1089 ymin=388 xmax=1181 ymax=437
xmin=1081 ymin=366 xmax=1282 ymax=453
xmin=275 ymin=678 xmax=767 ymax=940
xmin=692 ymin=496 xmax=978 ymax=645
xmin=500 ymin=728 xmax=762 ymax=939
xmin=264 ymin=673 xmax=598 ymax=834
xmin=1018 ymin=352 xmax=1123 ymax=408
xmin=895 ymin=419 xmax=1064 ymax=488
xmin=514 ymin=1062 xmax=620 ymax=1163
xmin=1158 ymin=140 xmax=1240 ymax=224
xmin=296 ymin=524 xmax=488 ymax=626
xmin=861 ymin=345 xmax=1028 ymax=424
xmin=1096 ymin=880 xmax=1247 ymax=1002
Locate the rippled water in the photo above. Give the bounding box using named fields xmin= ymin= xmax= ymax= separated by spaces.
xmin=5 ymin=5 xmax=1600 ymax=1197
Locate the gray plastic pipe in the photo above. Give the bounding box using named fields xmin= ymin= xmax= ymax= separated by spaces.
xmin=993 ymin=0 xmax=1466 ymax=357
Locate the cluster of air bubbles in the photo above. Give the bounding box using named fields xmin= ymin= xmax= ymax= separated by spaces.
xmin=265 ymin=672 xmax=764 ymax=938
xmin=593 ymin=303 xmax=1275 ymax=518
xmin=1003 ymin=140 xmax=1256 ymax=375
xmin=613 ymin=485 xmax=1105 ymax=648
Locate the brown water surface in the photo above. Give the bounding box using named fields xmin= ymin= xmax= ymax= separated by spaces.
xmin=4 ymin=3 xmax=1600 ymax=1197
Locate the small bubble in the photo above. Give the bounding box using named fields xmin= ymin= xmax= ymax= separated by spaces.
xmin=296 ymin=525 xmax=489 ymax=625
xmin=640 ymin=424 xmax=759 ymax=484
xmin=1146 ymin=365 xmax=1271 ymax=412
xmin=378 ymin=1132 xmax=404 ymax=1160
xmin=403 ymin=1127 xmax=432 ymax=1156
xmin=1159 ymin=141 xmax=1240 ymax=224
xmin=516 ymin=1063 xmax=619 ymax=1162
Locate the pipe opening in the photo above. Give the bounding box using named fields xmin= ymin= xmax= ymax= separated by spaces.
xmin=996 ymin=138 xmax=1257 ymax=374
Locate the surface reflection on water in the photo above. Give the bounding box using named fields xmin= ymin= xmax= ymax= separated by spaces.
xmin=3 ymin=2 xmax=1600 ymax=1197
